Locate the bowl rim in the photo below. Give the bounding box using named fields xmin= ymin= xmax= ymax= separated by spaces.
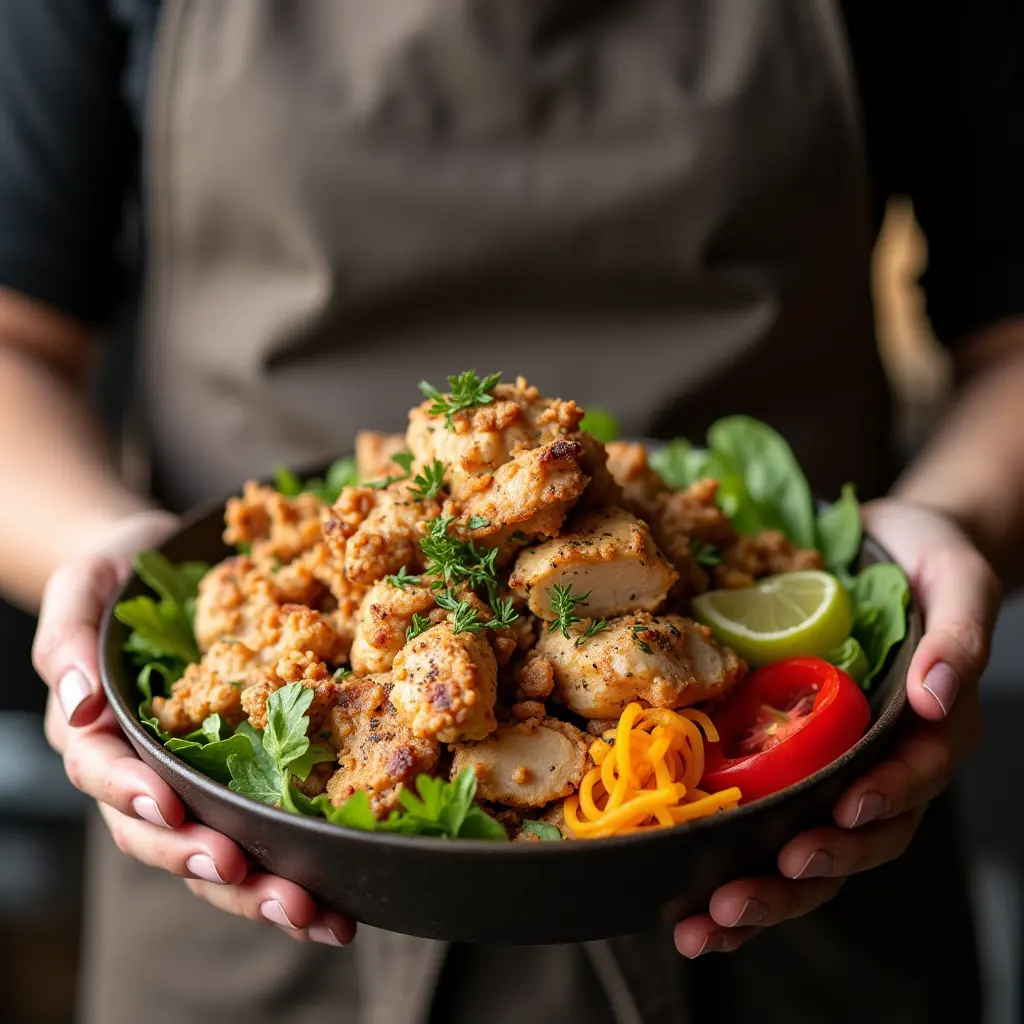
xmin=99 ymin=477 xmax=919 ymax=857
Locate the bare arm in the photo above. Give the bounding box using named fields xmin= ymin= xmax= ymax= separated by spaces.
xmin=0 ymin=287 xmax=151 ymax=608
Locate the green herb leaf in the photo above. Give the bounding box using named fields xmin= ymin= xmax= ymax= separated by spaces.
xmin=816 ymin=483 xmax=862 ymax=579
xmin=522 ymin=819 xmax=562 ymax=841
xmin=418 ymin=370 xmax=502 ymax=429
xmin=262 ymin=683 xmax=315 ymax=768
xmin=420 ymin=516 xmax=500 ymax=599
xmin=823 ymin=636 xmax=869 ymax=684
xmin=139 ymin=699 xmax=173 ymax=743
xmin=579 ymin=407 xmax=621 ymax=443
xmin=467 ymin=516 xmax=490 ymax=530
xmin=378 ymin=768 xmax=507 ymax=839
xmin=273 ymin=465 xmax=304 ymax=496
xmin=691 ymin=540 xmax=722 ymax=567
xmin=406 ymin=614 xmax=432 ymax=643
xmin=333 ymin=666 xmax=353 ymax=680
xmin=286 ymin=743 xmax=336 ymax=782
xmin=115 ymin=596 xmax=200 ymax=665
xmin=574 ymin=618 xmax=610 ymax=647
xmin=408 ymin=459 xmax=447 ymax=501
xmin=650 ymin=439 xmax=725 ymax=491
xmin=385 ymin=566 xmax=422 ymax=589
xmin=227 ymin=750 xmax=281 ymax=806
xmin=166 ymin=732 xmax=254 ymax=786
xmin=136 ymin=661 xmax=180 ymax=701
xmin=488 ymin=597 xmax=519 ymax=631
xmin=631 ymin=623 xmax=653 ymax=655
xmin=435 ymin=590 xmax=484 ymax=635
xmin=848 ymin=563 xmax=911 ymax=686
xmin=550 ymin=583 xmax=590 ymax=640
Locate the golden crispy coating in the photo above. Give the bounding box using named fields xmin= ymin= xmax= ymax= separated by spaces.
xmin=355 ymin=431 xmax=409 ymax=482
xmin=321 ymin=485 xmax=378 ymax=563
xmin=605 ymin=441 xmax=670 ymax=519
xmin=390 ymin=622 xmax=498 ymax=743
xmin=326 ymin=675 xmax=440 ymax=818
xmin=193 ymin=557 xmax=278 ymax=653
xmin=509 ymin=506 xmax=677 ymax=620
xmin=571 ymin=432 xmax=625 ymax=509
xmin=350 ymin=579 xmax=437 ymax=676
xmin=538 ymin=612 xmax=746 ymax=718
xmin=515 ymin=652 xmax=555 ymax=700
xmin=714 ymin=530 xmax=823 ymax=589
xmin=249 ymin=603 xmax=348 ymax=666
xmin=451 ymin=718 xmax=589 ymax=809
xmin=223 ymin=481 xmax=323 ymax=564
xmin=241 ymin=650 xmax=339 ymax=735
xmin=343 ymin=486 xmax=444 ymax=585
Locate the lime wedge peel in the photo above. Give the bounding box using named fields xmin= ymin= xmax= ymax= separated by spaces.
xmin=691 ymin=571 xmax=853 ymax=667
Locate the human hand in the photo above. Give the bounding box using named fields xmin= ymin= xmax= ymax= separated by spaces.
xmin=33 ymin=510 xmax=354 ymax=947
xmin=674 ymin=499 xmax=1000 ymax=957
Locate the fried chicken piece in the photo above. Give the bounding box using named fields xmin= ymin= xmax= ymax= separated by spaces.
xmin=714 ymin=530 xmax=824 ymax=589
xmin=458 ymin=439 xmax=589 ymax=561
xmin=342 ymin=485 xmax=444 ymax=585
xmin=241 ymin=650 xmax=339 ymax=735
xmin=355 ymin=431 xmax=409 ymax=482
xmin=249 ymin=602 xmax=348 ymax=666
xmin=223 ymin=481 xmax=323 ymax=564
xmin=571 ymin=431 xmax=625 ymax=508
xmin=290 ymin=541 xmax=366 ymax=651
xmin=326 ymin=675 xmax=440 ymax=818
xmin=321 ymin=485 xmax=378 ymax=563
xmin=605 ymin=441 xmax=670 ymax=520
xmin=151 ymin=640 xmax=255 ymax=734
xmin=193 ymin=557 xmax=280 ymax=652
xmin=390 ymin=622 xmax=498 ymax=743
xmin=515 ymin=652 xmax=555 ymax=700
xmin=406 ymin=376 xmax=585 ymax=501
xmin=537 ymin=612 xmax=746 ymax=718
xmin=451 ymin=718 xmax=589 ymax=809
xmin=508 ymin=507 xmax=677 ymax=620
xmin=349 ymin=579 xmax=438 ymax=676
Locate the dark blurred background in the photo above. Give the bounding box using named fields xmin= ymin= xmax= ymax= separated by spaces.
xmin=0 ymin=199 xmax=1019 ymax=1024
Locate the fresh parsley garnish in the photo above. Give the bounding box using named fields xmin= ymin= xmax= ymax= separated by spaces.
xmin=691 ymin=539 xmax=722 ymax=567
xmin=366 ymin=450 xmax=415 ymax=490
xmin=434 ymin=590 xmax=484 ymax=635
xmin=522 ymin=819 xmax=562 ymax=841
xmin=406 ymin=613 xmax=432 ymax=643
xmin=631 ymin=624 xmax=653 ymax=655
xmin=488 ymin=597 xmax=520 ymax=631
xmin=274 ymin=457 xmax=358 ymax=504
xmin=385 ymin=565 xmax=422 ymax=589
xmin=418 ymin=371 xmax=502 ymax=429
xmin=574 ymin=618 xmax=610 ymax=648
xmin=420 ymin=516 xmax=500 ymax=600
xmin=333 ymin=666 xmax=353 ymax=680
xmin=407 ymin=459 xmax=447 ymax=501
xmin=467 ymin=515 xmax=491 ymax=530
xmin=549 ymin=583 xmax=591 ymax=640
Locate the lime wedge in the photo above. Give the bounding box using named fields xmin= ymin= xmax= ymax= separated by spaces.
xmin=691 ymin=570 xmax=853 ymax=666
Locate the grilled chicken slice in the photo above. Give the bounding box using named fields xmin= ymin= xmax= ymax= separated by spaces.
xmin=390 ymin=622 xmax=498 ymax=742
xmin=349 ymin=579 xmax=438 ymax=676
xmin=326 ymin=675 xmax=440 ymax=818
xmin=406 ymin=377 xmax=585 ymax=500
xmin=458 ymin=438 xmax=589 ymax=561
xmin=452 ymin=718 xmax=589 ymax=809
xmin=537 ymin=612 xmax=746 ymax=718
xmin=508 ymin=507 xmax=677 ymax=620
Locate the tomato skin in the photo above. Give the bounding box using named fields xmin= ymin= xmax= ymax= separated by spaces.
xmin=702 ymin=657 xmax=871 ymax=803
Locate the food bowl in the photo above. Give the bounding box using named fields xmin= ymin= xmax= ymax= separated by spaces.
xmin=99 ymin=482 xmax=920 ymax=944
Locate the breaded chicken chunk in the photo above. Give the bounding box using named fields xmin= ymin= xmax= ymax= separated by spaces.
xmin=390 ymin=622 xmax=498 ymax=743
xmin=605 ymin=441 xmax=670 ymax=519
xmin=355 ymin=431 xmax=409 ymax=482
xmin=452 ymin=718 xmax=589 ymax=809
xmin=458 ymin=439 xmax=589 ymax=561
xmin=321 ymin=485 xmax=378 ymax=563
xmin=223 ymin=481 xmax=323 ymax=564
xmin=349 ymin=578 xmax=438 ymax=676
xmin=508 ymin=507 xmax=677 ymax=620
xmin=715 ymin=530 xmax=823 ymax=589
xmin=241 ymin=649 xmax=339 ymax=735
xmin=326 ymin=675 xmax=440 ymax=818
xmin=537 ymin=612 xmax=746 ymax=718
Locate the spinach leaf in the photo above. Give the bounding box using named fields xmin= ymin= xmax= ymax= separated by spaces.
xmin=707 ymin=416 xmax=816 ymax=548
xmin=650 ymin=439 xmax=726 ymax=491
xmin=579 ymin=407 xmax=621 ymax=443
xmin=848 ymin=563 xmax=911 ymax=685
xmin=823 ymin=636 xmax=869 ymax=685
xmin=522 ymin=820 xmax=562 ymax=841
xmin=817 ymin=483 xmax=862 ymax=578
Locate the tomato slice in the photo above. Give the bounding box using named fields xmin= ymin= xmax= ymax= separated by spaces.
xmin=702 ymin=657 xmax=871 ymax=803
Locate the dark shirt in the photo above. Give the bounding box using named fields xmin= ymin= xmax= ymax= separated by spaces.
xmin=0 ymin=0 xmax=1022 ymax=344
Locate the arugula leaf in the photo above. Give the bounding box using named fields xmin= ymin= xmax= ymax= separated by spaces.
xmin=522 ymin=819 xmax=562 ymax=841
xmin=707 ymin=416 xmax=816 ymax=548
xmin=817 ymin=483 xmax=862 ymax=578
xmin=262 ymin=683 xmax=315 ymax=767
xmin=579 ymin=407 xmax=621 ymax=443
xmin=848 ymin=563 xmax=911 ymax=686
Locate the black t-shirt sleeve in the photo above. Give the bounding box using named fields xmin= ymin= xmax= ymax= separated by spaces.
xmin=847 ymin=0 xmax=1024 ymax=346
xmin=0 ymin=1 xmax=132 ymax=325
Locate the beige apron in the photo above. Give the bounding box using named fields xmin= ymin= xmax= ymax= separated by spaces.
xmin=80 ymin=2 xmax=977 ymax=1021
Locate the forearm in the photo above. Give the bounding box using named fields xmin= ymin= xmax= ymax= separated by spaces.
xmin=0 ymin=344 xmax=151 ymax=608
xmin=894 ymin=320 xmax=1024 ymax=589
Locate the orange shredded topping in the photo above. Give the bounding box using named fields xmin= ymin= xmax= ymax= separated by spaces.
xmin=564 ymin=703 xmax=742 ymax=838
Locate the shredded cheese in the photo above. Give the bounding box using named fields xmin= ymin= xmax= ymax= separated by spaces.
xmin=564 ymin=703 xmax=742 ymax=838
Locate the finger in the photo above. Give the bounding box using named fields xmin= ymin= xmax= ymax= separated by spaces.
xmin=98 ymin=804 xmax=248 ymax=884
xmin=907 ymin=545 xmax=1000 ymax=721
xmin=44 ymin=692 xmax=68 ymax=755
xmin=832 ymin=720 xmax=958 ymax=827
xmin=63 ymin=709 xmax=185 ymax=827
xmin=705 ymin=874 xmax=844 ymax=930
xmin=32 ymin=557 xmax=121 ymax=726
xmin=674 ymin=913 xmax=764 ymax=957
xmin=185 ymin=876 xmax=356 ymax=946
xmin=778 ymin=808 xmax=926 ymax=880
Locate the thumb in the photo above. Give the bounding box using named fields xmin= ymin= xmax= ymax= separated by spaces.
xmin=32 ymin=556 xmax=122 ymax=727
xmin=907 ymin=544 xmax=1001 ymax=722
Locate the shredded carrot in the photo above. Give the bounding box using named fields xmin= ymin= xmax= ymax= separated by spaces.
xmin=564 ymin=702 xmax=742 ymax=839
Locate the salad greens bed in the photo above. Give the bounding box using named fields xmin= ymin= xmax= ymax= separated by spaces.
xmin=113 ymin=418 xmax=909 ymax=837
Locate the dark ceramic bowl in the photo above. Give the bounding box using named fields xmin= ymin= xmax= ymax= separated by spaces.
xmin=100 ymin=485 xmax=920 ymax=944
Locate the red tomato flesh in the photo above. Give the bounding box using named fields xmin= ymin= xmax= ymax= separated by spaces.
xmin=702 ymin=657 xmax=871 ymax=803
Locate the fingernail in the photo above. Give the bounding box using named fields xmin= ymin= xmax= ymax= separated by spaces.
xmin=689 ymin=932 xmax=728 ymax=958
xmin=794 ymin=850 xmax=836 ymax=879
xmin=186 ymin=854 xmax=225 ymax=884
xmin=58 ymin=669 xmax=92 ymax=723
xmin=309 ymin=924 xmax=345 ymax=947
xmin=726 ymin=898 xmax=768 ymax=928
xmin=260 ymin=899 xmax=297 ymax=929
xmin=132 ymin=795 xmax=170 ymax=829
xmin=851 ymin=791 xmax=890 ymax=828
xmin=922 ymin=663 xmax=959 ymax=717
